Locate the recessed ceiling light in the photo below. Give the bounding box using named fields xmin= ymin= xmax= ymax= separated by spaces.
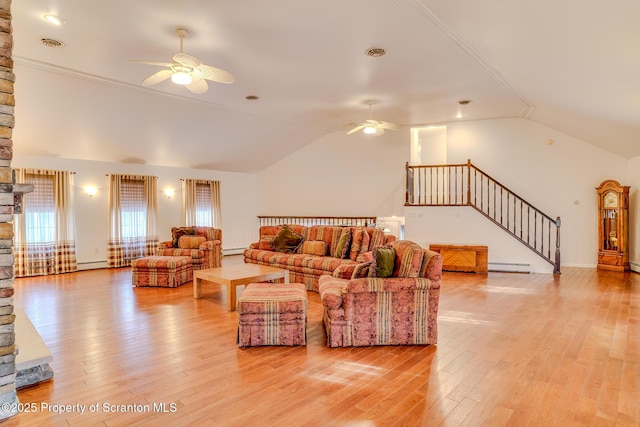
xmin=40 ymin=38 xmax=64 ymax=48
xmin=43 ymin=14 xmax=65 ymax=26
xmin=366 ymin=48 xmax=386 ymax=57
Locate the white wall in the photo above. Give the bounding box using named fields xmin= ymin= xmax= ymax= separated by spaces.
xmin=13 ymin=155 xmax=258 ymax=269
xmin=627 ymin=156 xmax=640 ymax=270
xmin=441 ymin=118 xmax=628 ymax=270
xmin=257 ymin=128 xmax=409 ymax=218
xmin=258 ymin=118 xmax=632 ymax=273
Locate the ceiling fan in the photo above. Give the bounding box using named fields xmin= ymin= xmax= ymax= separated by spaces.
xmin=130 ymin=27 xmax=234 ymax=94
xmin=346 ymin=101 xmax=400 ymax=136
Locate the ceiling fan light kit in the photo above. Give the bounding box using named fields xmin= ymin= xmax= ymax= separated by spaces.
xmin=347 ymin=100 xmax=400 ymax=136
xmin=131 ymin=27 xmax=234 ymax=94
xmin=363 ymin=126 xmax=377 ymax=134
xmin=171 ymin=71 xmax=192 ymax=85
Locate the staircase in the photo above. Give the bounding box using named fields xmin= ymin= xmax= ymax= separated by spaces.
xmin=405 ymin=160 xmax=561 ymax=274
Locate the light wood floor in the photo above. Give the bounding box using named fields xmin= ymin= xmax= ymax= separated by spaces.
xmin=6 ymin=256 xmax=640 ymax=426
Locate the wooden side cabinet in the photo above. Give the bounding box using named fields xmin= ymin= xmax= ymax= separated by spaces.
xmin=429 ymin=244 xmax=488 ymax=274
xmin=596 ymin=180 xmax=630 ymax=271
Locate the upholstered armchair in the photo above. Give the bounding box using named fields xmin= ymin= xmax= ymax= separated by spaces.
xmin=318 ymin=240 xmax=442 ymax=347
xmin=155 ymin=226 xmax=222 ymax=270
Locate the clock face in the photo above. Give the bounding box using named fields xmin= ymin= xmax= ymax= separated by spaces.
xmin=604 ymin=192 xmax=618 ymax=208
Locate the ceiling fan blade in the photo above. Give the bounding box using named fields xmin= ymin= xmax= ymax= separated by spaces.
xmin=129 ymin=60 xmax=174 ymax=68
xmin=346 ymin=125 xmax=365 ymax=135
xmin=194 ymin=64 xmax=235 ymax=84
xmin=379 ymin=121 xmax=401 ymax=130
xmin=185 ymin=77 xmax=208 ymax=94
xmin=141 ymin=69 xmax=173 ymax=86
xmin=173 ymin=53 xmax=202 ymax=69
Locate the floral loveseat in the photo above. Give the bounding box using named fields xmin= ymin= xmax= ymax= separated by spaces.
xmin=155 ymin=226 xmax=222 ymax=270
xmin=318 ymin=240 xmax=442 ymax=347
xmin=243 ymin=224 xmax=395 ymax=291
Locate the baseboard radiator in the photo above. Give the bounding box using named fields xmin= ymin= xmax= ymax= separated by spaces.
xmin=488 ymin=262 xmax=533 ymax=274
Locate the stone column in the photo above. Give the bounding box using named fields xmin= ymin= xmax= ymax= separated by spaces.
xmin=0 ymin=0 xmax=16 ymax=420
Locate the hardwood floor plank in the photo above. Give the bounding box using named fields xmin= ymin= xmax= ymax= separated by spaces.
xmin=3 ymin=260 xmax=638 ymax=426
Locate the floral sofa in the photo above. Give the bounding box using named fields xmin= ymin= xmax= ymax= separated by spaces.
xmin=318 ymin=240 xmax=442 ymax=347
xmin=243 ymin=224 xmax=395 ymax=291
xmin=155 ymin=226 xmax=222 ymax=270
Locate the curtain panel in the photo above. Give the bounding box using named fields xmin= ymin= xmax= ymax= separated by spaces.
xmin=107 ymin=174 xmax=159 ymax=268
xmin=14 ymin=168 xmax=78 ymax=277
xmin=181 ymin=179 xmax=221 ymax=228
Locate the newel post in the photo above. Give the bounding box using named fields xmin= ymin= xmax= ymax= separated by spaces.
xmin=466 ymin=159 xmax=472 ymax=205
xmin=554 ymin=216 xmax=561 ymax=274
xmin=404 ymin=162 xmax=413 ymax=206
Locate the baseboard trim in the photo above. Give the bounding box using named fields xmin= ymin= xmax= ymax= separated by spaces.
xmin=77 ymin=261 xmax=108 ymax=270
xmin=223 ymin=248 xmax=246 ymax=256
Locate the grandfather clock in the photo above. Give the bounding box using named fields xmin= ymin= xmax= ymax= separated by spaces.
xmin=596 ymin=180 xmax=630 ymax=271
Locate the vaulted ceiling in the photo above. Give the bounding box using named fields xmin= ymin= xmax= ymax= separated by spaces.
xmin=10 ymin=1 xmax=640 ymax=172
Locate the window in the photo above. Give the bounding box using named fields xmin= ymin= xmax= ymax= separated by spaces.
xmin=181 ymin=179 xmax=221 ymax=228
xmin=120 ymin=178 xmax=146 ymax=239
xmin=195 ymin=182 xmax=213 ymax=226
xmin=13 ymin=169 xmax=78 ymax=277
xmin=24 ymin=173 xmax=56 ymax=243
xmin=107 ymin=174 xmax=158 ymax=267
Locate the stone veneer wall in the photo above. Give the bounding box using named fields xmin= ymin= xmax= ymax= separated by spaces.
xmin=0 ymin=0 xmax=16 ymax=420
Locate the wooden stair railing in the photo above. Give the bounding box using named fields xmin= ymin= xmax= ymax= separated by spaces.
xmin=257 ymin=216 xmax=376 ymax=227
xmin=405 ymin=160 xmax=561 ymax=273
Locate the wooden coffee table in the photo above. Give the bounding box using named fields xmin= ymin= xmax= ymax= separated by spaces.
xmin=193 ymin=264 xmax=290 ymax=311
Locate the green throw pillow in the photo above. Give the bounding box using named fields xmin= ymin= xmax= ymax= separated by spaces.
xmin=374 ymin=247 xmax=395 ymax=278
xmin=271 ymin=225 xmax=304 ymax=253
xmin=334 ymin=228 xmax=351 ymax=259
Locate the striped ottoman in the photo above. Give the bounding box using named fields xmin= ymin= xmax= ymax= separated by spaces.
xmin=131 ymin=256 xmax=192 ymax=288
xmin=237 ymin=283 xmax=308 ymax=347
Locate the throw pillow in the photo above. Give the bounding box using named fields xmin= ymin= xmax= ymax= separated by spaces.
xmin=334 ymin=228 xmax=351 ymax=259
xmin=351 ymin=261 xmax=372 ymax=279
xmin=301 ymin=240 xmax=327 ymax=256
xmin=178 ymin=235 xmax=206 ymax=249
xmin=270 ymin=225 xmax=304 ymax=253
xmin=349 ymin=227 xmax=371 ymax=261
xmin=369 ymin=246 xmax=396 ymax=278
xmin=256 ymin=238 xmax=274 ymax=250
xmin=171 ymin=226 xmax=196 ymax=248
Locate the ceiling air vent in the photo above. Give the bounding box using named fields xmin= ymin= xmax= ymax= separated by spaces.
xmin=366 ymin=48 xmax=386 ymax=57
xmin=40 ymin=38 xmax=64 ymax=48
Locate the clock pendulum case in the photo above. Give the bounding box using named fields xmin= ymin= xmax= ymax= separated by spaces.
xmin=596 ymin=180 xmax=630 ymax=271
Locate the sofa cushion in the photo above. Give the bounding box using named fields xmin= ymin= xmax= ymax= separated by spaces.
xmin=334 ymin=228 xmax=351 ymax=259
xmin=171 ymin=226 xmax=196 ymax=248
xmin=370 ymin=246 xmax=396 ymax=278
xmin=306 ymin=226 xmax=343 ymax=257
xmin=271 ymin=225 xmax=304 ymax=253
xmin=256 ymin=238 xmax=274 ymax=250
xmin=367 ymin=227 xmax=388 ymax=249
xmin=349 ymin=227 xmax=371 ymax=261
xmin=391 ymin=240 xmax=424 ymax=278
xmin=301 ymin=240 xmax=327 ymax=256
xmin=195 ymin=226 xmax=221 ymax=241
xmin=351 ymin=261 xmax=372 ymax=279
xmin=178 ymin=235 xmax=206 ymax=249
